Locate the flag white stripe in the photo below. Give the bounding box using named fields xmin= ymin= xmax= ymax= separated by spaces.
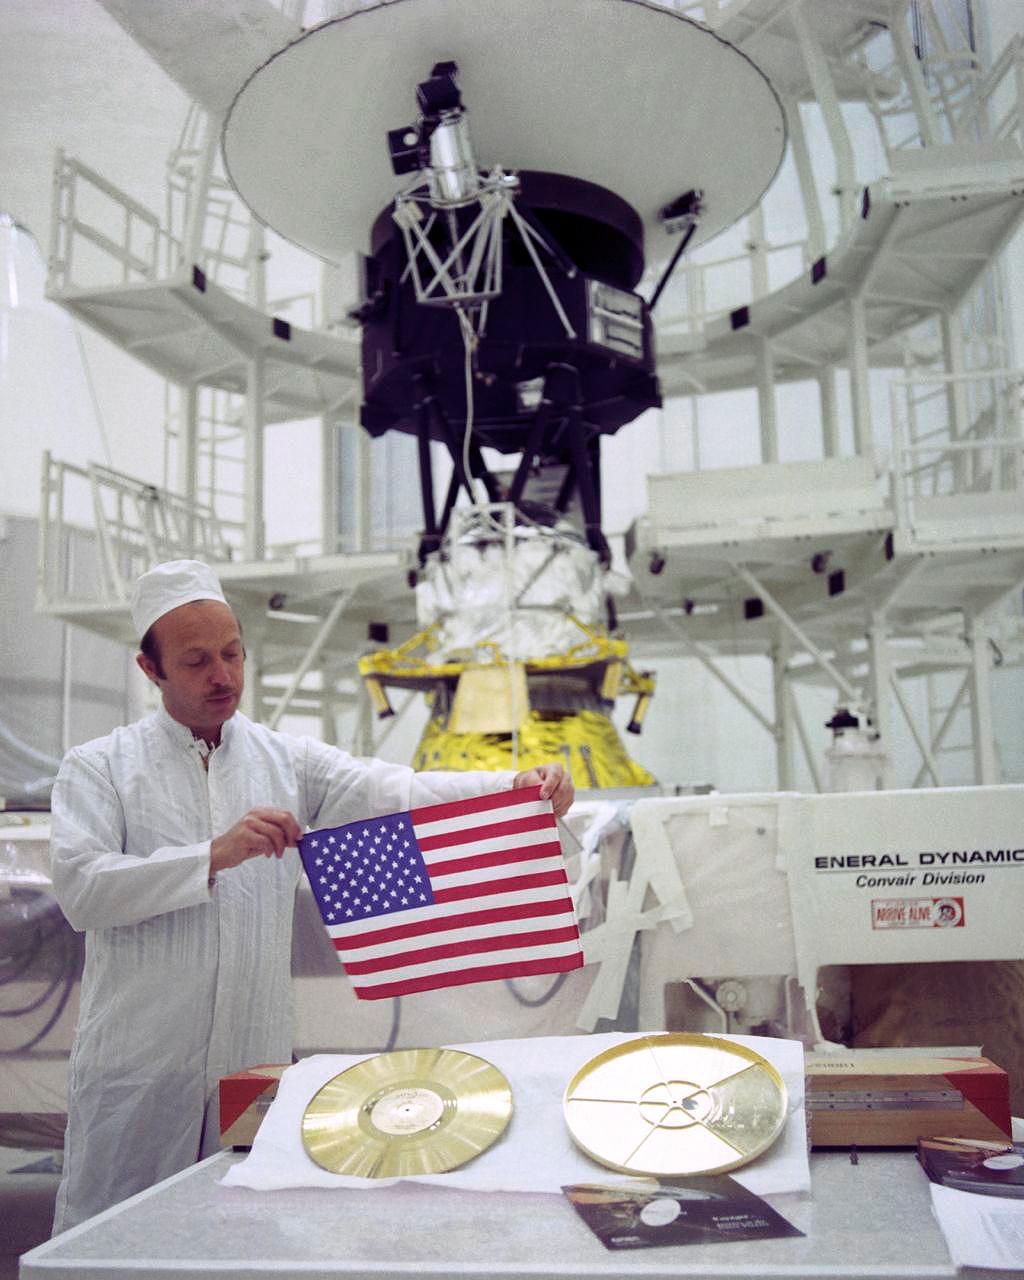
xmin=350 ymin=938 xmax=583 ymax=988
xmin=413 ymin=797 xmax=550 ymax=840
xmin=321 ymin=855 xmax=568 ymax=925
xmin=332 ymin=908 xmax=579 ymax=963
xmin=326 ymin=880 xmax=572 ymax=940
xmin=426 ymin=852 xmax=567 ymax=890
xmin=422 ymin=826 xmax=559 ymax=866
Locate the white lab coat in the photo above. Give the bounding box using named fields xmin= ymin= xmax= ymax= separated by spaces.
xmin=50 ymin=705 xmax=512 ymax=1232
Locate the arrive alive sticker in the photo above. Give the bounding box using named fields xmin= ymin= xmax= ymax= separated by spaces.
xmin=872 ymin=896 xmax=964 ymax=930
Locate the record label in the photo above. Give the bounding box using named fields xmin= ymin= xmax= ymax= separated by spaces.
xmin=563 ymin=1033 xmax=788 ymax=1177
xmin=370 ymin=1086 xmax=445 ymax=1135
xmin=302 ymin=1047 xmax=513 ymax=1177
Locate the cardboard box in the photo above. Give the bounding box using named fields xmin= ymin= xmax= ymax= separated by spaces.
xmin=806 ymin=1050 xmax=1011 ymax=1147
xmin=219 ymin=1064 xmax=288 ymax=1148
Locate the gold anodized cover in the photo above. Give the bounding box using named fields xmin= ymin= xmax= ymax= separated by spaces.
xmin=563 ymin=1033 xmax=788 ymax=1176
xmin=302 ymin=1046 xmax=513 ymax=1178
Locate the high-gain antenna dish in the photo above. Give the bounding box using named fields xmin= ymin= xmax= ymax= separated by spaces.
xmin=222 ymin=0 xmax=788 ymax=570
xmin=222 ymin=0 xmax=786 ymax=264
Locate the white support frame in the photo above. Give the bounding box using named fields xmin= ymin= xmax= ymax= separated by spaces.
xmin=34 ymin=1 xmax=1024 ymax=797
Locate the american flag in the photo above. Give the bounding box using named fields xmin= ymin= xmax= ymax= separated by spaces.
xmin=298 ymin=785 xmax=583 ymax=999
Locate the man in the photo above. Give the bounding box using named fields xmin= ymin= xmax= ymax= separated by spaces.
xmin=50 ymin=559 xmax=572 ymax=1232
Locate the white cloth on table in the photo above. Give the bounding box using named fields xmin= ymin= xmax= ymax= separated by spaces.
xmin=49 ymin=703 xmax=512 ymax=1232
xmin=221 ymin=1031 xmax=809 ymax=1197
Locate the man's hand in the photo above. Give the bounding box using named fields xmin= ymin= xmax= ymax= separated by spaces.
xmin=512 ymin=762 xmax=574 ymax=817
xmin=210 ymin=808 xmax=302 ymax=876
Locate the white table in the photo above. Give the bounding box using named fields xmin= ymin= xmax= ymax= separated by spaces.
xmin=19 ymin=1147 xmax=1005 ymax=1280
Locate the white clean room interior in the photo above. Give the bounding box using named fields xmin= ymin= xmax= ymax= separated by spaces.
xmin=3 ymin=1 xmax=1024 ymax=1275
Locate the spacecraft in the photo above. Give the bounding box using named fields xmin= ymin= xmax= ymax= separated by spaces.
xmin=222 ymin=0 xmax=786 ymax=787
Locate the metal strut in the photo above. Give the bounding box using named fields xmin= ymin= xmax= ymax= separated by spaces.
xmin=411 ymin=377 xmax=501 ymax=564
xmin=412 ymin=362 xmax=611 ymax=567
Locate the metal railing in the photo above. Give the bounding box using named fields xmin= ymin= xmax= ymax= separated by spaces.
xmin=51 ymin=136 xmax=265 ymax=306
xmin=889 ymin=368 xmax=1024 ymax=540
xmin=936 ymin=29 xmax=1024 ymax=147
xmin=48 ymin=150 xmax=180 ymax=294
xmin=51 ymin=114 xmax=312 ymax=314
xmin=38 ymin=453 xmax=241 ymax=610
xmin=651 ymin=233 xmax=808 ymax=337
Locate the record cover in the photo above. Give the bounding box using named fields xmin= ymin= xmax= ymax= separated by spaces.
xmin=563 ymin=1033 xmax=788 ymax=1177
xmin=918 ymin=1136 xmax=1024 ymax=1198
xmin=561 ymin=1177 xmax=803 ymax=1250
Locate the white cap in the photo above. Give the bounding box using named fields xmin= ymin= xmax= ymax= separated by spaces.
xmin=130 ymin=559 xmax=228 ymax=639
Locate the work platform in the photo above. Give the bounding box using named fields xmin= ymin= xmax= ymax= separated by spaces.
xmin=52 ymin=267 xmax=359 ymax=423
xmin=36 ymin=539 xmax=414 ymax=677
xmin=624 ymin=453 xmax=1024 ymax=655
xmin=658 ymin=143 xmax=1024 ymax=396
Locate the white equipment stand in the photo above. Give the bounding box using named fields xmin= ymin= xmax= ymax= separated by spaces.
xmin=19 ymin=1146 xmax=1005 ymax=1280
xmin=627 ymin=784 xmax=1024 ymax=1045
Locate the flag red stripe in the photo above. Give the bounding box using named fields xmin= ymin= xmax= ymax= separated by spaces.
xmin=333 ymin=895 xmax=575 ymax=951
xmin=351 ymin=950 xmax=584 ymax=1000
xmin=416 ymin=811 xmax=555 ymax=851
xmin=342 ymin=924 xmax=582 ymax=975
xmin=427 ymin=839 xmax=563 ymax=879
xmin=409 ymin=785 xmax=543 ymax=826
xmin=432 ymin=868 xmax=569 ymax=903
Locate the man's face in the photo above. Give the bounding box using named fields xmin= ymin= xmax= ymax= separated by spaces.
xmin=136 ymin=600 xmax=244 ymax=741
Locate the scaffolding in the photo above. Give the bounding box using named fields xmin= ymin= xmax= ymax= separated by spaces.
xmin=35 ymin=0 xmax=1024 ymax=787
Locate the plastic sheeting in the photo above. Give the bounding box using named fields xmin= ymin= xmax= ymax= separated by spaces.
xmin=1 ymin=823 xmax=80 ymax=1148
xmin=1 ymin=514 xmax=134 ymax=806
xmin=632 ymin=794 xmax=803 ymax=1039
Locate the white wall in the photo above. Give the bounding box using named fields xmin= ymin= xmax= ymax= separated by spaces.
xmin=2 ymin=1 xmax=186 ymax=495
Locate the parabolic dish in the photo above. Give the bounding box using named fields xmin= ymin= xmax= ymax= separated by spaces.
xmin=222 ymin=0 xmax=786 ymax=264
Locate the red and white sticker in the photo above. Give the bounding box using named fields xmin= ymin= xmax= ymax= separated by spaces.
xmin=871 ymin=897 xmax=965 ymax=930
